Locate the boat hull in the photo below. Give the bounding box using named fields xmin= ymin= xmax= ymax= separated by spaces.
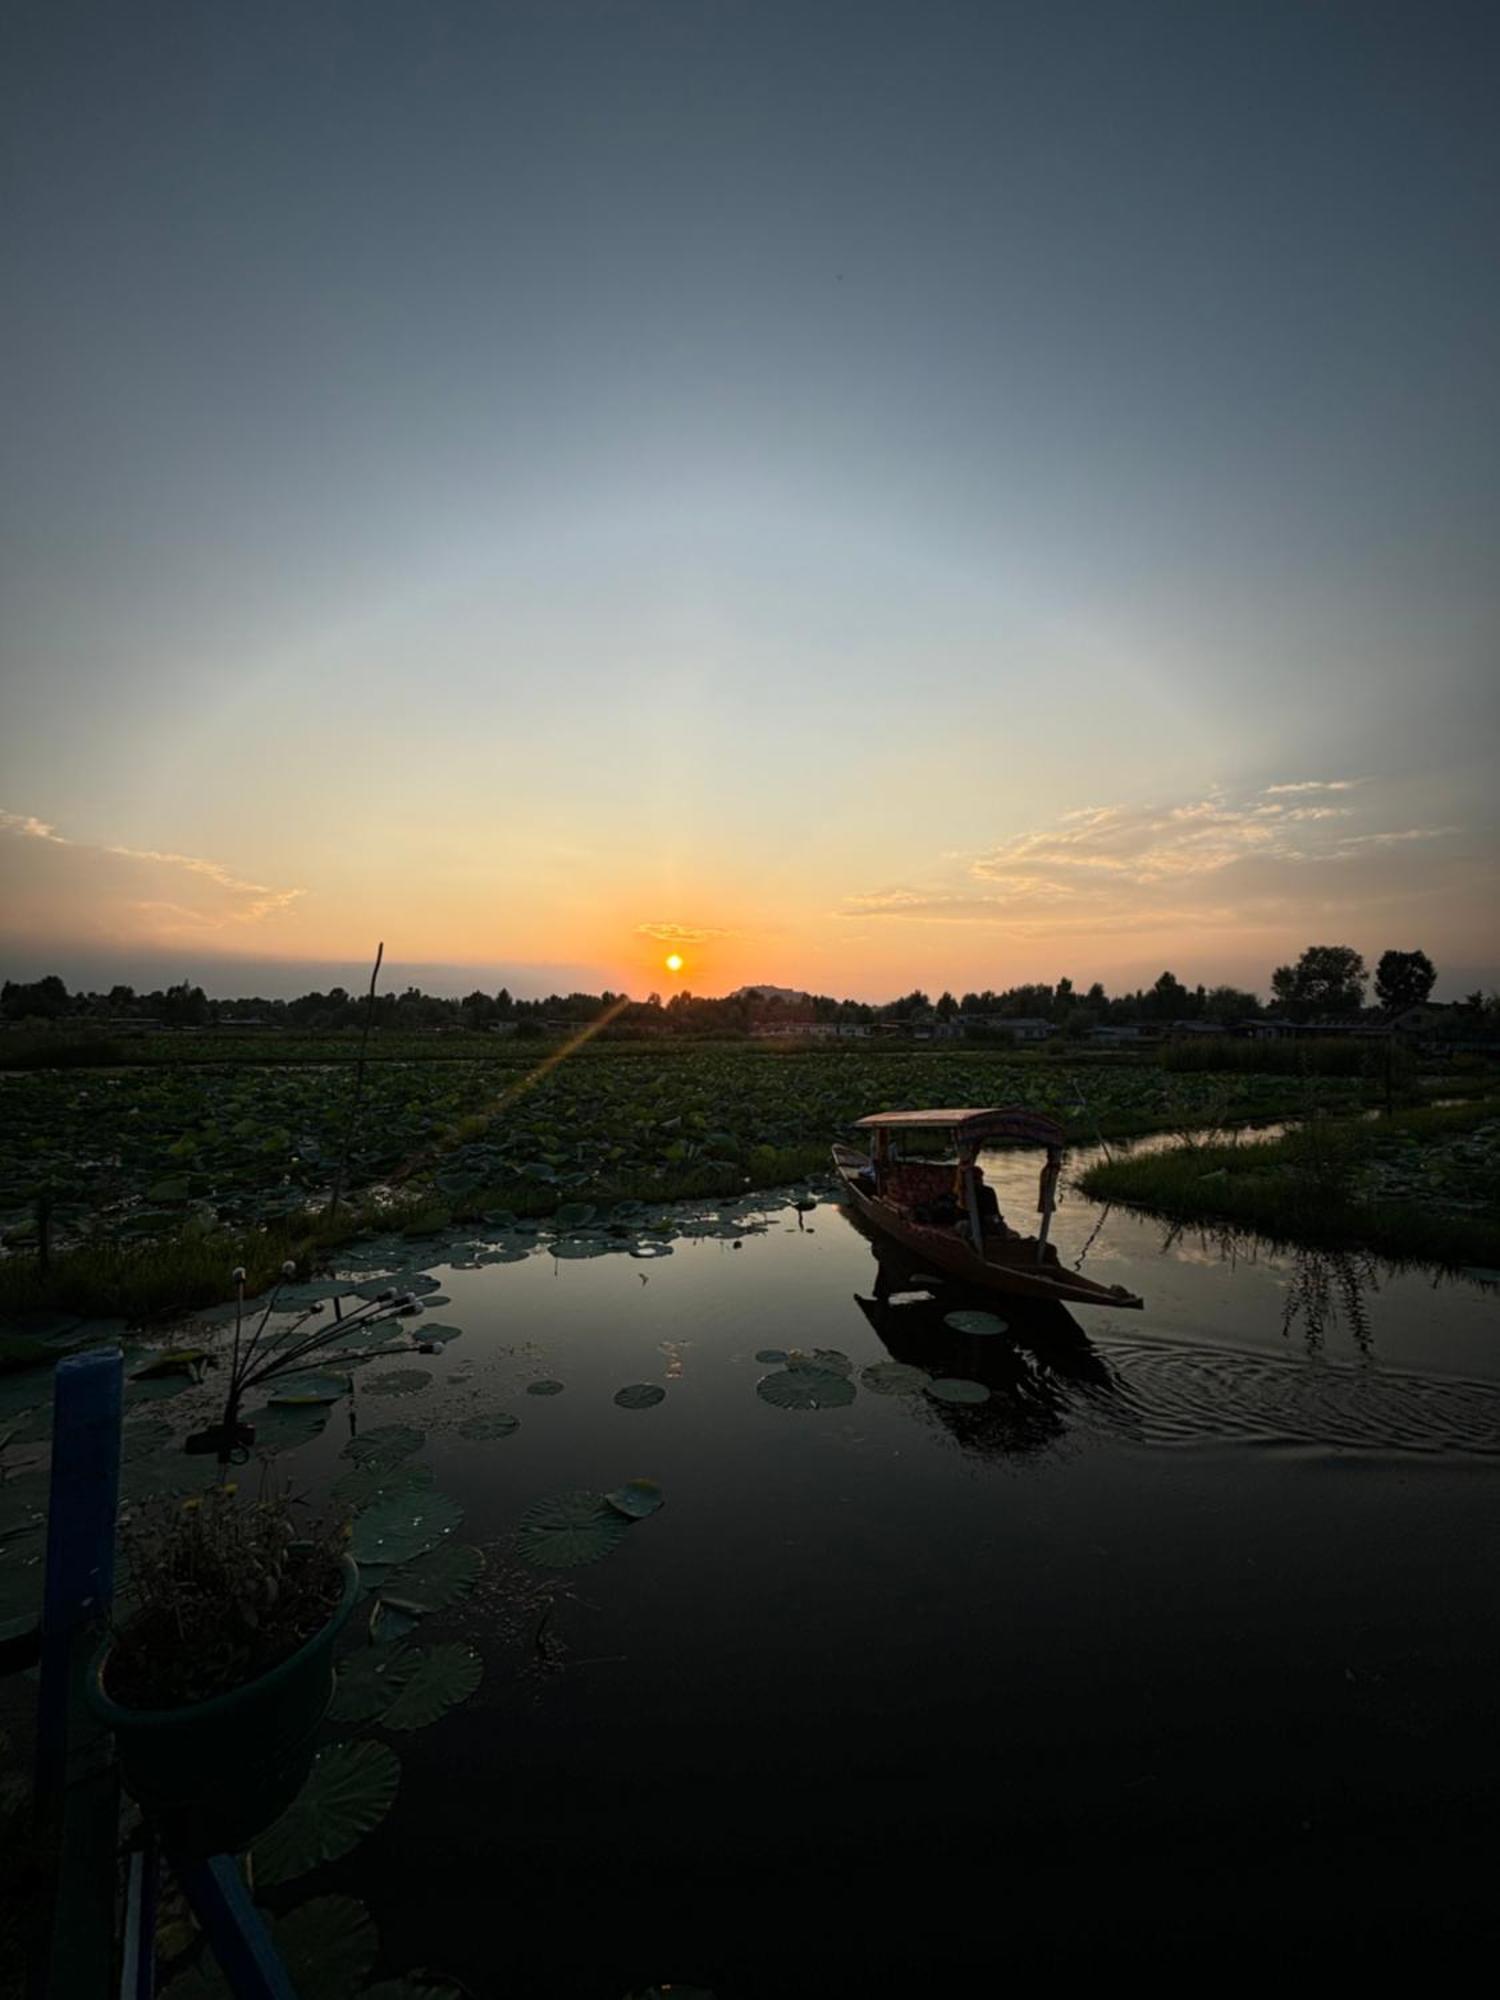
xmin=832 ymin=1157 xmax=1143 ymax=1310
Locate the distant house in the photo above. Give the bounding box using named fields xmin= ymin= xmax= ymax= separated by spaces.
xmin=487 ymin=1020 xmax=520 ymax=1036
xmin=1242 ymin=1016 xmax=1296 ymax=1040
xmin=1168 ymin=1019 xmax=1228 ymax=1037
xmin=749 ymin=1019 xmax=869 ymax=1040
xmin=1089 ymin=1024 xmax=1155 ymax=1045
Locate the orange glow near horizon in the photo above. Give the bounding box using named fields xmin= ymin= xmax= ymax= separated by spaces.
xmin=664 ymin=952 xmax=685 ymax=974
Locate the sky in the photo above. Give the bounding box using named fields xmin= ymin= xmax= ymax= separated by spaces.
xmin=2 ymin=0 xmax=1496 ymax=1001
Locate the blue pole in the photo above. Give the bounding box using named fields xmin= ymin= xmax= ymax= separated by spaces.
xmin=36 ymin=1348 xmax=123 ymax=1808
xmin=173 ymin=1857 xmax=298 ymax=2000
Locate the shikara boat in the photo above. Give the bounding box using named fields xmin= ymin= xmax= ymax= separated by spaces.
xmin=832 ymin=1106 xmax=1144 ymax=1311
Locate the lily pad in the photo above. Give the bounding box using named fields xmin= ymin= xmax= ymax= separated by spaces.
xmin=380 ymin=1541 xmax=484 ymax=1613
xmin=516 ymin=1491 xmax=630 ymax=1569
xmin=164 ymin=1895 xmax=377 ymax=2000
xmin=605 ymin=1478 xmax=664 ymax=1520
xmin=756 ymin=1366 xmax=856 ymax=1411
xmin=413 ymin=1322 xmax=463 ymax=1345
xmin=254 ymin=1740 xmax=400 ymax=1887
xmin=380 ymin=1642 xmax=483 ymax=1730
xmin=247 ymin=1402 xmax=331 ymax=1451
xmin=754 ymin=1348 xmax=788 ymax=1364
xmin=330 ymin=1646 xmax=419 ymax=1724
xmin=552 ymin=1202 xmax=597 ymax=1230
xmin=343 ymin=1423 xmax=424 ymax=1466
xmin=351 ymin=1490 xmax=462 ymax=1567
xmin=457 ymin=1411 xmax=519 ymax=1439
xmin=334 ymin=1457 xmax=434 ymax=1510
xmin=810 ymin=1347 xmax=853 ymax=1375
xmin=132 ymin=1348 xmax=209 ymax=1382
xmin=860 ymin=1361 xmax=931 ymax=1396
xmin=944 ymin=1311 xmax=1009 ymax=1337
xmin=613 ymin=1383 xmax=665 ymax=1409
xmin=363 ymin=1370 xmax=432 ymax=1398
xmin=926 ymin=1377 xmax=990 ymax=1405
xmin=526 ymin=1379 xmax=565 ymax=1397
xmin=268 ymin=1372 xmax=350 ymax=1407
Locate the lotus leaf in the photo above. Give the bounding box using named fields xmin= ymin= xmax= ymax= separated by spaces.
xmin=944 ymin=1311 xmax=1009 ymax=1337
xmin=379 ymin=1642 xmax=483 ymax=1730
xmin=380 ymin=1541 xmax=484 ymax=1613
xmin=613 ymin=1383 xmax=665 ymax=1409
xmin=268 ymin=1372 xmax=350 ymax=1407
xmin=926 ymin=1377 xmax=990 ymax=1405
xmin=458 ymin=1410 xmax=519 ymax=1439
xmin=363 ymin=1370 xmax=432 ymax=1398
xmin=351 ymin=1490 xmax=462 ymax=1567
xmin=330 ymin=1646 xmax=419 ymax=1724
xmin=605 ymin=1478 xmax=664 ymax=1520
xmin=254 ymin=1740 xmax=400 ymax=1887
xmin=756 ymin=1366 xmax=856 ymax=1411
xmin=516 ymin=1491 xmax=630 ymax=1569
xmin=526 ymin=1379 xmax=566 ymax=1397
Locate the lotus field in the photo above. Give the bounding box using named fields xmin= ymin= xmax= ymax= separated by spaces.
xmin=0 ymin=1048 xmax=1378 ymax=1262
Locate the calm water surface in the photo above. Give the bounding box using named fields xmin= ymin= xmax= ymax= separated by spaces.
xmin=246 ymin=1150 xmax=1500 ymax=1994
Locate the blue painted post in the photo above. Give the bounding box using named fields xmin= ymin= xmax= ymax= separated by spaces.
xmin=173 ymin=1857 xmax=298 ymax=2000
xmin=36 ymin=1348 xmax=122 ymax=1807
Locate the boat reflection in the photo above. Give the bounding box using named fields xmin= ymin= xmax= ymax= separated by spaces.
xmin=840 ymin=1204 xmax=1118 ymax=1458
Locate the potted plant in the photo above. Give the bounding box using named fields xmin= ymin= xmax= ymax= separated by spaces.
xmin=87 ymin=1482 xmax=357 ymax=1857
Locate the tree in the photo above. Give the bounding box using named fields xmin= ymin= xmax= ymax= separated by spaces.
xmin=1374 ymin=949 xmax=1436 ymax=1015
xmin=935 ymin=991 xmax=958 ymax=1020
xmin=1144 ymin=971 xmax=1188 ymax=1021
xmin=1 ymin=974 xmax=69 ymax=1021
xmin=1270 ymin=945 xmax=1367 ymax=1021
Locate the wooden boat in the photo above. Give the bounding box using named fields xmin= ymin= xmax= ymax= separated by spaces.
xmin=832 ymin=1106 xmax=1144 ymax=1311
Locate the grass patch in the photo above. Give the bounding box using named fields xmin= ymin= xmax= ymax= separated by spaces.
xmin=1078 ymin=1099 xmax=1500 ymax=1268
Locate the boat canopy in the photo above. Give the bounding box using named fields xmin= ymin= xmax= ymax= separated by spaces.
xmin=853 ymin=1107 xmax=1066 ymax=1150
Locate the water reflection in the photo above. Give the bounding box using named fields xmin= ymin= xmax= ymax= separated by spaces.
xmin=840 ymin=1203 xmax=1118 ymax=1459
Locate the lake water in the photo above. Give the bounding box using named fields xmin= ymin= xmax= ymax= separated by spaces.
xmin=241 ymin=1149 xmax=1500 ymax=1993
xmin=8 ymin=1150 xmax=1499 ymax=1991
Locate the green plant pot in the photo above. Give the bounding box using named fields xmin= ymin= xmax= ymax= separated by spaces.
xmin=87 ymin=1554 xmax=358 ymax=1857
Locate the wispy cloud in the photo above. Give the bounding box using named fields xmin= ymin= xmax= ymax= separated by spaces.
xmin=636 ymin=921 xmax=733 ymax=945
xmin=0 ymin=808 xmax=304 ymax=934
xmin=837 ymin=782 xmax=1469 ymax=941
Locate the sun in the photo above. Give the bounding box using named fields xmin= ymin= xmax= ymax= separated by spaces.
xmin=664 ymin=953 xmax=684 ymax=974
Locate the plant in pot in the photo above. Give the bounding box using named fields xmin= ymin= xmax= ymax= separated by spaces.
xmin=88 ymin=1481 xmax=357 ymax=1857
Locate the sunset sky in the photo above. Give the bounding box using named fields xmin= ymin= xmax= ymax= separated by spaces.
xmin=3 ymin=1 xmax=1496 ymax=1000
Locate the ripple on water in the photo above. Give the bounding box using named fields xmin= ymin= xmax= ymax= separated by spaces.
xmin=1083 ymin=1338 xmax=1500 ymax=1459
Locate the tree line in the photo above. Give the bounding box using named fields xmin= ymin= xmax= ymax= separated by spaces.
xmin=3 ymin=944 xmax=1490 ymax=1037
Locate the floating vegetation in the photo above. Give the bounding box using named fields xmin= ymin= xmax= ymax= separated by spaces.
xmin=756 ymin=1363 xmax=857 ymax=1411
xmin=268 ymin=1372 xmax=351 ymax=1406
xmin=525 ymin=1379 xmax=566 ymax=1397
xmin=330 ymin=1647 xmax=419 ymax=1725
xmin=926 ymin=1377 xmax=990 ymax=1405
xmin=457 ymin=1410 xmax=519 ymax=1439
xmin=379 ymin=1643 xmax=483 ymax=1730
xmin=943 ymin=1311 xmax=1009 ymax=1338
xmin=363 ymin=1370 xmax=432 ymax=1398
xmin=754 ymin=1348 xmax=788 ymax=1364
xmin=516 ymin=1491 xmax=631 ymax=1569
xmin=605 ymin=1478 xmax=665 ymax=1520
xmin=254 ymin=1740 xmax=400 ymax=1887
xmin=860 ymin=1361 xmax=931 ymax=1396
xmin=613 ymin=1383 xmax=665 ymax=1409
xmin=377 ymin=1541 xmax=484 ymax=1614
xmin=350 ymin=1490 xmax=462 ymax=1567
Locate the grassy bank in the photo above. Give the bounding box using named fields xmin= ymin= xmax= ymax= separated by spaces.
xmin=1078 ymin=1099 xmax=1500 ymax=1268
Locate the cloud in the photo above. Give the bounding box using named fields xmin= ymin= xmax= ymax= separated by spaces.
xmin=1263 ymin=779 xmax=1362 ymax=795
xmin=0 ymin=807 xmax=305 ymax=942
xmin=635 ymin=921 xmax=733 ymax=945
xmin=836 ymin=783 xmax=1474 ymax=942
